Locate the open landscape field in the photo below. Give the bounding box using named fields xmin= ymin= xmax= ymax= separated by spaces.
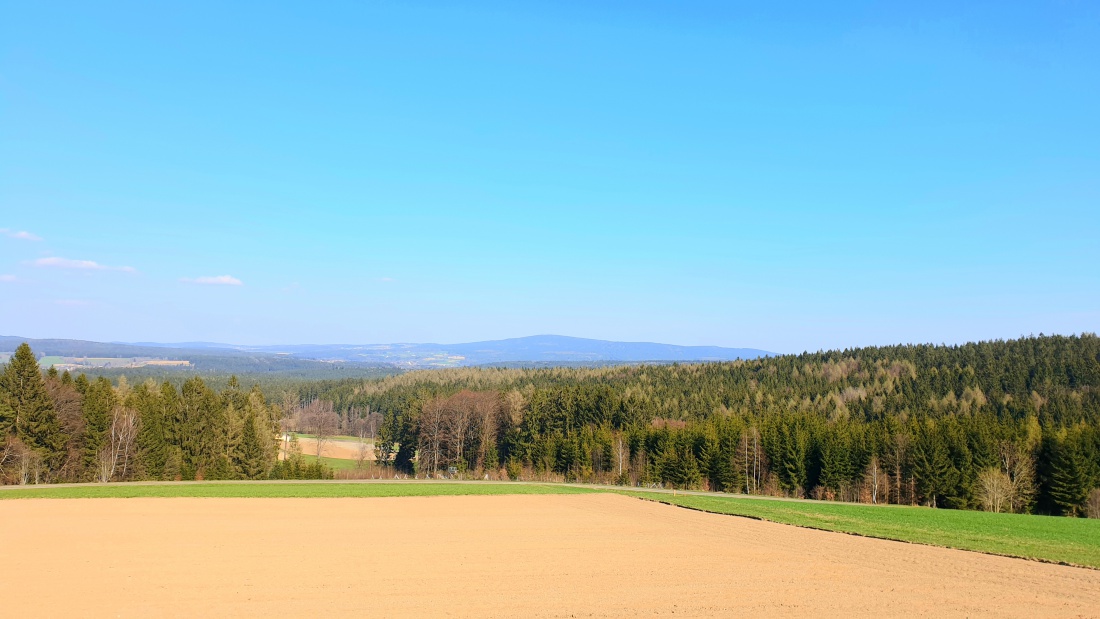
xmin=1 ymin=489 xmax=1097 ymax=617
xmin=291 ymin=436 xmax=374 ymax=460
xmin=5 ymin=481 xmax=1099 ymax=568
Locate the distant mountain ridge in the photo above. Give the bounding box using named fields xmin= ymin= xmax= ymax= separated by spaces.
xmin=2 ymin=335 xmax=772 ymax=369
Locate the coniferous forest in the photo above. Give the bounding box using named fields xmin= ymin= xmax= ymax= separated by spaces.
xmin=3 ymin=335 xmax=1099 ymax=517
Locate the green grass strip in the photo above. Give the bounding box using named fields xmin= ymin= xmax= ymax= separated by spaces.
xmin=299 ymin=454 xmax=363 ymax=470
xmin=621 ymin=491 xmax=1100 ymax=569
xmin=0 ymin=481 xmax=596 ymax=500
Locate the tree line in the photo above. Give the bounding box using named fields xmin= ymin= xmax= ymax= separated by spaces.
xmin=295 ymin=335 xmax=1100 ymax=516
xmin=4 ymin=335 xmax=1100 ymax=516
xmin=0 ymin=343 xmax=329 ymax=484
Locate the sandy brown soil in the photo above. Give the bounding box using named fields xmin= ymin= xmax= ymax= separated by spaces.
xmin=291 ymin=437 xmax=373 ymax=460
xmin=1 ymin=494 xmax=1097 ymax=617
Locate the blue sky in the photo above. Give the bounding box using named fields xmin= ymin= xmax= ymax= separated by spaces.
xmin=1 ymin=1 xmax=1097 ymax=352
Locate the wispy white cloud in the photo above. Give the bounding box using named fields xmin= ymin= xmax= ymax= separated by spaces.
xmin=182 ymin=275 xmax=243 ymax=286
xmin=33 ymin=257 xmax=136 ymax=272
xmin=56 ymin=299 xmax=93 ymax=307
xmin=0 ymin=274 xmax=16 ymax=282
xmin=0 ymin=228 xmax=42 ymax=241
xmin=379 ymin=277 xmax=396 ymax=283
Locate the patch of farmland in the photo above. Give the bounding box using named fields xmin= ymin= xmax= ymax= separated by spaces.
xmin=1 ymin=494 xmax=1097 ymax=617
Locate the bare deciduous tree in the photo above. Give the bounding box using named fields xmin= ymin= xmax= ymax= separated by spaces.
xmin=864 ymin=455 xmax=884 ymax=504
xmin=300 ymin=399 xmax=339 ymax=458
xmin=472 ymin=392 xmax=501 ymax=471
xmin=418 ymin=398 xmax=447 ymax=476
xmin=96 ymin=406 xmax=139 ymax=482
xmin=738 ymin=426 xmax=764 ymax=494
xmin=887 ymin=432 xmax=910 ymax=505
xmin=1000 ymin=442 xmax=1036 ymax=514
xmin=976 ymin=467 xmax=1014 ymax=513
xmin=616 ymin=432 xmax=626 ymax=479
xmin=348 ymin=407 xmax=382 ymax=470
xmin=12 ymin=441 xmax=40 ymax=485
xmin=444 ymin=391 xmax=477 ymax=470
xmin=1087 ymin=489 xmax=1100 ymax=519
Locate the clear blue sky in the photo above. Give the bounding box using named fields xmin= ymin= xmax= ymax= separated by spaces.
xmin=2 ymin=1 xmax=1097 ymax=352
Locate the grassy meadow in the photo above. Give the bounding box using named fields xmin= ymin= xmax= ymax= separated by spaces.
xmin=627 ymin=491 xmax=1100 ymax=569
xmin=300 ymin=454 xmax=363 ymax=470
xmin=2 ymin=481 xmax=1097 ymax=568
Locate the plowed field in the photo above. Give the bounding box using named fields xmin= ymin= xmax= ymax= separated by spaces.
xmin=2 ymin=494 xmax=1097 ymax=617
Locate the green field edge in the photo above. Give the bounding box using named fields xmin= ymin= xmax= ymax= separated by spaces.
xmin=624 ymin=493 xmax=1100 ymax=572
xmin=2 ymin=480 xmax=1097 ymax=570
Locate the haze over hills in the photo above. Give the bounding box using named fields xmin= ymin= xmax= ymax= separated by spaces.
xmin=203 ymin=335 xmax=774 ymax=367
xmin=1 ymin=335 xmax=772 ymax=370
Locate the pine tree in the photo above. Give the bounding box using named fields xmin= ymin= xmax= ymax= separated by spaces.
xmin=1 ymin=344 xmax=65 ymax=470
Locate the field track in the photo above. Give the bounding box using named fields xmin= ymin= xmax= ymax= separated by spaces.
xmin=2 ymin=494 xmax=1098 ymax=617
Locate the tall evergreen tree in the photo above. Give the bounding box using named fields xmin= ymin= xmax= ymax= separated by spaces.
xmin=1 ymin=343 xmax=65 ymax=469
xmin=81 ymin=377 xmax=117 ymax=475
xmin=1048 ymin=433 xmax=1092 ymax=516
xmin=911 ymin=422 xmax=959 ymax=507
xmin=129 ymin=382 xmax=168 ymax=479
xmin=234 ymin=413 xmax=266 ymax=479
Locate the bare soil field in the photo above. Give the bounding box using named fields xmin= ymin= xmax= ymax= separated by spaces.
xmin=292 ymin=437 xmax=373 ymax=460
xmin=1 ymin=494 xmax=1097 ymax=617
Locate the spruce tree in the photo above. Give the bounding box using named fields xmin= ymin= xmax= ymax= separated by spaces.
xmin=81 ymin=377 xmax=117 ymax=475
xmin=1 ymin=344 xmax=65 ymax=469
xmin=818 ymin=433 xmax=852 ymax=495
xmin=130 ymin=382 xmax=167 ymax=479
xmin=0 ymin=367 xmax=13 ymax=438
xmin=912 ymin=423 xmax=959 ymax=507
xmin=1049 ymin=436 xmax=1090 ymax=516
xmin=235 ymin=413 xmax=266 ymax=479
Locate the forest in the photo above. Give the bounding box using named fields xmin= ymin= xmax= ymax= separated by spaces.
xmin=0 ymin=343 xmax=327 ymax=485
xmin=2 ymin=335 xmax=1099 ymax=517
xmin=298 ymin=334 xmax=1100 ymax=516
